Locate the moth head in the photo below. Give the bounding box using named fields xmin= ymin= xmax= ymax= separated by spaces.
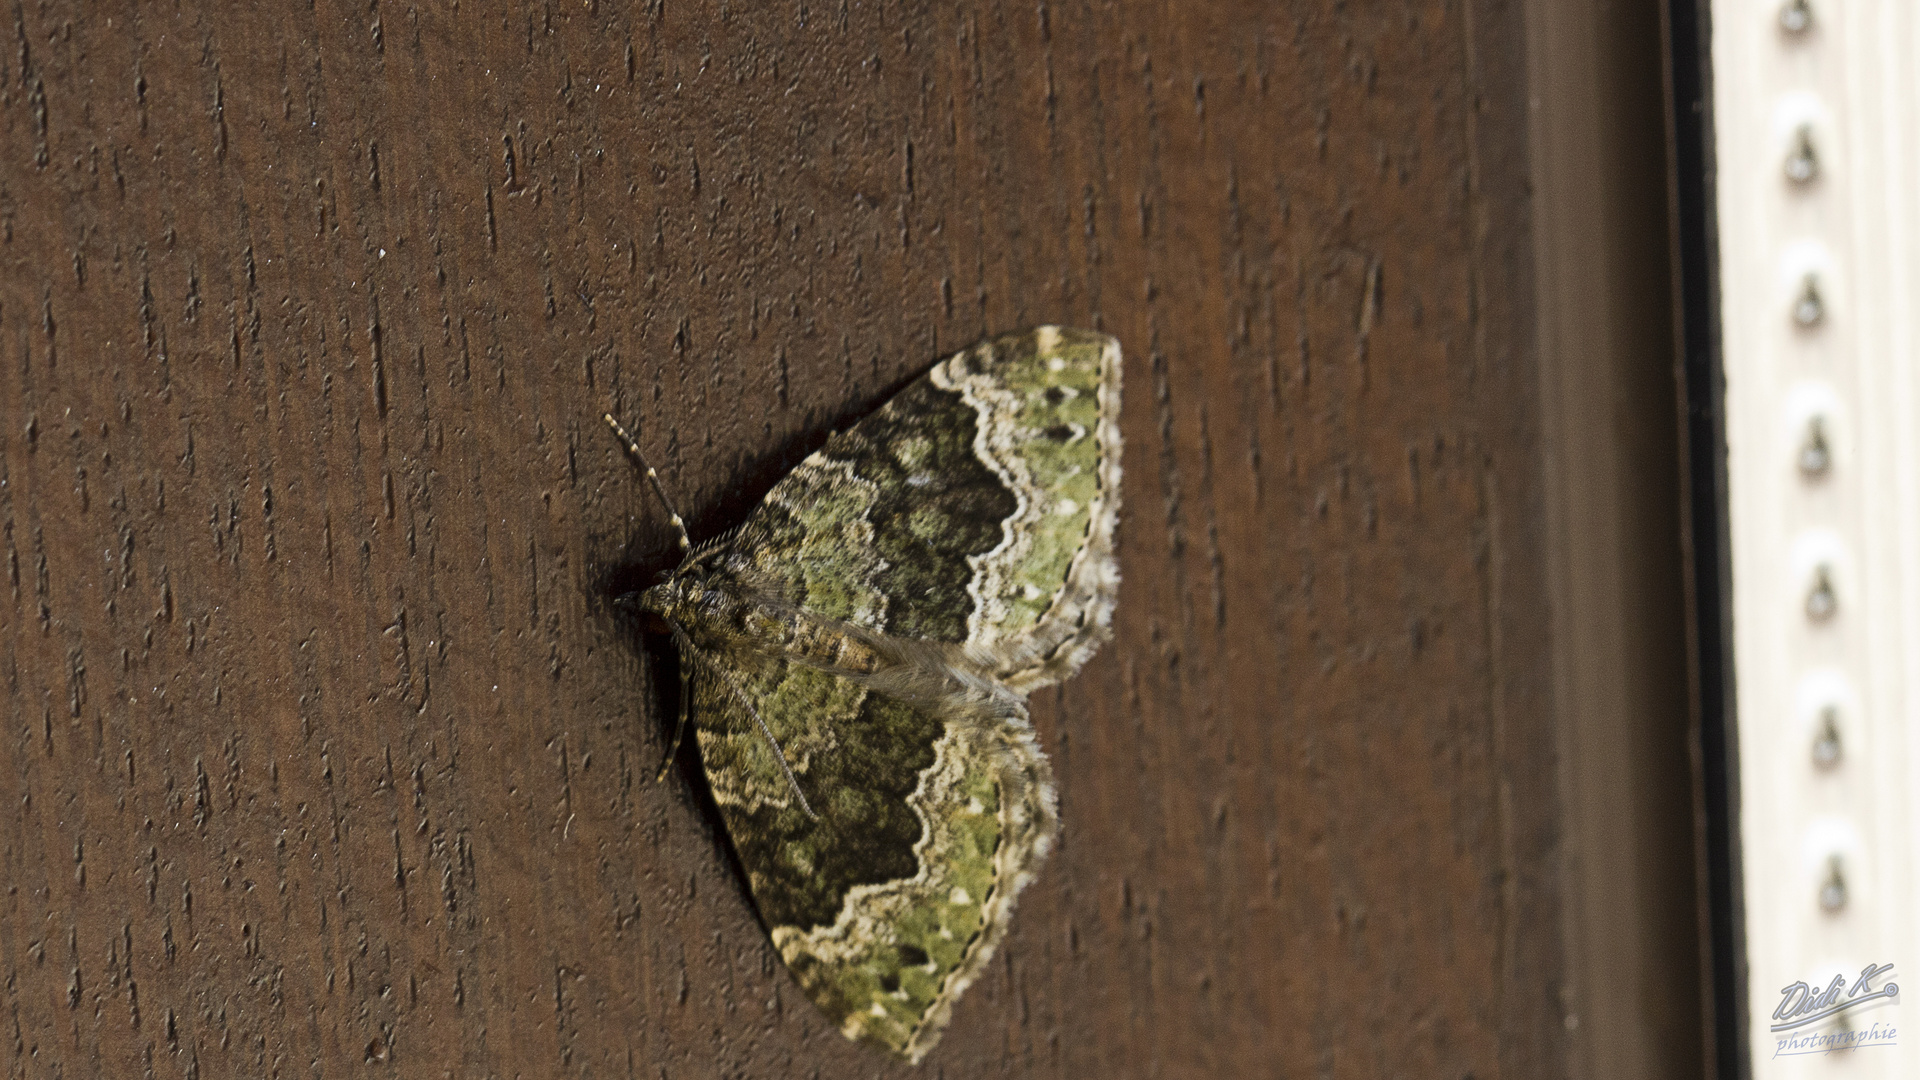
xmin=636 ymin=570 xmax=712 ymax=630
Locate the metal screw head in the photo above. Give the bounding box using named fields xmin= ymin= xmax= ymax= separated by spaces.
xmin=1785 ymin=125 xmax=1820 ymax=184
xmin=1811 ymin=706 xmax=1842 ymax=768
xmin=1794 ymin=275 xmax=1825 ymax=327
xmin=1819 ymin=855 xmax=1847 ymax=912
xmin=1799 ymin=416 xmax=1832 ymax=477
xmin=1780 ymin=0 xmax=1814 ymax=34
xmin=1806 ymin=565 xmax=1838 ymax=621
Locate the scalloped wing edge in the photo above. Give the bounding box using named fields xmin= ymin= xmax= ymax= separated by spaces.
xmin=933 ymin=326 xmax=1124 ymax=694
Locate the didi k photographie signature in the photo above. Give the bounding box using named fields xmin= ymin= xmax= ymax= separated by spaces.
xmin=1770 ymin=961 xmax=1899 ymax=1058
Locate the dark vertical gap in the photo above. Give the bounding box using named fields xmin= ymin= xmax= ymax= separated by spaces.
xmin=1661 ymin=0 xmax=1748 ymax=1077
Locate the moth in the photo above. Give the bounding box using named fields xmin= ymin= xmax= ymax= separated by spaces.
xmin=606 ymin=326 xmax=1122 ymax=1062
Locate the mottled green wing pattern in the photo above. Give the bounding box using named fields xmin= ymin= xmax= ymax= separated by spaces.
xmin=653 ymin=327 xmax=1121 ymax=1062
xmin=732 ymin=325 xmax=1123 ymax=686
xmin=930 ymin=327 xmax=1124 ymax=691
xmin=688 ymin=654 xmax=1053 ymax=1061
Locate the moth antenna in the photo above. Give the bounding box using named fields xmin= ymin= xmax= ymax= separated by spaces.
xmin=671 ymin=627 xmax=818 ymax=821
xmin=603 ymin=413 xmax=693 ymax=554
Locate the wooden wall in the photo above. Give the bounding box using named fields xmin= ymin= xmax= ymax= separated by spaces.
xmin=0 ymin=1 xmax=1617 ymax=1076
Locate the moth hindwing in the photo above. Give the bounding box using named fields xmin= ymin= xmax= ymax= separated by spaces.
xmin=616 ymin=326 xmax=1122 ymax=1062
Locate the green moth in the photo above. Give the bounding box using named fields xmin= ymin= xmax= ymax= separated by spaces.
xmin=606 ymin=326 xmax=1122 ymax=1062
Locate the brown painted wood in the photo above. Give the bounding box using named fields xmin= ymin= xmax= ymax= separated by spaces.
xmin=1525 ymin=0 xmax=1705 ymax=1076
xmin=1 ymin=2 xmax=1568 ymax=1076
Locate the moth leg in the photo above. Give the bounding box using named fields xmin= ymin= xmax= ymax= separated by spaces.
xmin=655 ymin=651 xmax=693 ymax=783
xmin=711 ymin=665 xmax=817 ymax=820
xmin=669 ymin=628 xmax=818 ymax=820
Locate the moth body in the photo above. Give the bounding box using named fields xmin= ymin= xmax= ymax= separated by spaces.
xmin=642 ymin=563 xmax=889 ymax=677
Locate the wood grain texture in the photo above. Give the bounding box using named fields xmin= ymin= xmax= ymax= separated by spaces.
xmin=0 ymin=2 xmax=1565 ymax=1076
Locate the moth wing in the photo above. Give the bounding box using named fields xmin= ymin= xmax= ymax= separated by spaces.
xmin=687 ymin=653 xmax=1055 ymax=1062
xmin=724 ymin=326 xmax=1122 ymax=693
